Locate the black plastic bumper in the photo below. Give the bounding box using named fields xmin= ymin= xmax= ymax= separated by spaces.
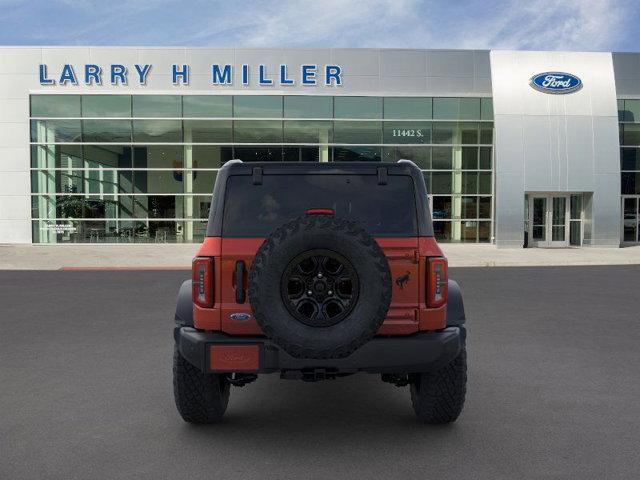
xmin=175 ymin=326 xmax=464 ymax=375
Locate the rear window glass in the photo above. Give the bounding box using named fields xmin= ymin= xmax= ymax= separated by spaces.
xmin=222 ymin=174 xmax=418 ymax=236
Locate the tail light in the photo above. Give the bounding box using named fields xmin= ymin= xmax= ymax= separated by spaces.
xmin=306 ymin=208 xmax=335 ymax=215
xmin=192 ymin=257 xmax=214 ymax=308
xmin=427 ymin=257 xmax=448 ymax=308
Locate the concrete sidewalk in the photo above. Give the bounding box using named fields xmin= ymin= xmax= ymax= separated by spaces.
xmin=1 ymin=243 xmax=640 ymax=269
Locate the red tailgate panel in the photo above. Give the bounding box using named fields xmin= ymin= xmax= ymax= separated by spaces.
xmin=195 ymin=236 xmax=446 ymax=335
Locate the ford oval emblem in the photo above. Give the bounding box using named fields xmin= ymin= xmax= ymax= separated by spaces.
xmin=230 ymin=312 xmax=251 ymax=321
xmin=530 ymin=72 xmax=582 ymax=94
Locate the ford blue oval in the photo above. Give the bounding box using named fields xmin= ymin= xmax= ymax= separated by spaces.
xmin=530 ymin=72 xmax=582 ymax=94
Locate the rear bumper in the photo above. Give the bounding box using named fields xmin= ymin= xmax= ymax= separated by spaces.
xmin=175 ymin=326 xmax=464 ymax=375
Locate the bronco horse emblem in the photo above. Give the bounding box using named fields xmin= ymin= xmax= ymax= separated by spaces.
xmin=395 ymin=271 xmax=411 ymax=290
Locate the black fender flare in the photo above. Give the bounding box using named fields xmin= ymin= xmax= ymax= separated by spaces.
xmin=446 ymin=279 xmax=466 ymax=326
xmin=175 ymin=279 xmax=193 ymax=328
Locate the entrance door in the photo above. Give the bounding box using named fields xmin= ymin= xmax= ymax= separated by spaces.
xmin=528 ymin=194 xmax=570 ymax=247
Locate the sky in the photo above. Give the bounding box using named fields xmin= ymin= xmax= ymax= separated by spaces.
xmin=0 ymin=0 xmax=638 ymax=52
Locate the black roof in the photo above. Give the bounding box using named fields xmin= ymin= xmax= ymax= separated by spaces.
xmin=206 ymin=160 xmax=433 ymax=237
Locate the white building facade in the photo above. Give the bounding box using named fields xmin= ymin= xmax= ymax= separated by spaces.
xmin=0 ymin=47 xmax=638 ymax=247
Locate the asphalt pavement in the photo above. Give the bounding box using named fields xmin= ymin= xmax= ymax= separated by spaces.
xmin=1 ymin=266 xmax=639 ymax=479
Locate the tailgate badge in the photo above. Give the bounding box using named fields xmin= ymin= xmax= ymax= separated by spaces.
xmin=230 ymin=312 xmax=251 ymax=321
xmin=395 ymin=271 xmax=411 ymax=290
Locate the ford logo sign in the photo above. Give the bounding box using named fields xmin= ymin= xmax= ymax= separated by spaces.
xmin=530 ymin=72 xmax=582 ymax=94
xmin=230 ymin=312 xmax=251 ymax=321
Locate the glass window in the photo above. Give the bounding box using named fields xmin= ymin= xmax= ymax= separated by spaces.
xmin=187 ymin=195 xmax=213 ymax=219
xmin=190 ymin=170 xmax=218 ymax=194
xmin=621 ymin=172 xmax=640 ymax=194
xmin=570 ymin=194 xmax=582 ymax=220
xmin=461 ymin=147 xmax=478 ymax=169
xmin=223 ymin=174 xmax=417 ymax=236
xmin=383 ymin=122 xmax=431 ymax=144
xmin=233 ymin=96 xmax=282 ymax=118
xmin=82 ymin=120 xmax=132 ymax=143
xmin=479 ymin=147 xmax=492 ymax=169
xmin=462 ymin=196 xmax=478 ymax=218
xmin=84 ymin=145 xmax=133 ymax=169
xmin=31 ymin=169 xmax=79 ymax=194
xmin=433 ymin=98 xmax=459 ymax=120
xmin=82 ymin=95 xmax=131 ymax=117
xmin=459 ymin=98 xmax=481 ymax=120
xmin=333 ymin=121 xmax=382 ymax=144
xmin=479 ymin=197 xmax=491 ymax=218
xmin=618 ymin=99 xmax=626 ymax=121
xmin=283 ymin=121 xmax=332 ymax=143
xmin=432 ymin=122 xmax=454 ymax=144
xmin=431 ymin=172 xmax=452 ymax=194
xmin=234 ymin=120 xmax=283 ymax=143
xmin=621 ymin=148 xmax=639 ymax=170
xmin=432 ymin=196 xmax=451 ymax=219
xmin=85 ymin=170 xmax=133 ymax=194
xmin=432 ymin=147 xmax=452 ymax=169
xmin=233 ymin=146 xmax=284 ymax=162
xmin=133 ymin=120 xmax=182 ymax=142
xmin=480 ymin=98 xmax=493 ymax=120
xmin=433 ymin=221 xmax=451 ymax=241
xmin=183 ymin=96 xmax=232 ymax=118
xmin=191 ymin=145 xmax=229 ymax=169
xmin=333 ymin=146 xmax=381 ymax=162
xmin=460 ymin=123 xmax=479 ymax=144
xmin=282 ymin=147 xmax=327 ymax=162
xmin=623 ymin=124 xmax=640 ymax=145
xmin=133 ymin=145 xmax=182 ymax=169
xmin=31 ymin=120 xmax=82 ymax=143
xmin=334 ymin=97 xmax=382 ymax=119
xmin=462 ymin=172 xmax=478 ymax=194
xmin=461 ymin=221 xmax=478 ymax=242
xmin=479 ymin=172 xmax=492 ymax=194
xmin=135 ymin=195 xmax=184 ymax=219
xmin=284 ymin=96 xmax=332 ymax=118
xmin=135 ymin=169 xmax=184 ymax=194
xmin=480 ymin=122 xmax=493 ymax=144
xmin=31 ymin=95 xmax=81 ymax=117
xmin=84 ymin=195 xmax=133 ymax=219
xmin=391 ymin=146 xmax=430 ymax=169
xmin=383 ymin=97 xmax=432 ymax=119
xmin=433 ymin=98 xmax=482 ymax=120
xmin=478 ymin=221 xmax=491 ymax=242
xmin=183 ymin=120 xmax=232 ymax=143
xmin=132 ymin=95 xmax=182 ymax=117
xmin=624 ymin=100 xmax=640 ymax=123
xmin=31 ymin=145 xmax=82 ymax=169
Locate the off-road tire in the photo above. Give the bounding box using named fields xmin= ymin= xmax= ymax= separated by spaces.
xmin=248 ymin=214 xmax=392 ymax=359
xmin=173 ymin=345 xmax=230 ymax=423
xmin=409 ymin=346 xmax=467 ymax=424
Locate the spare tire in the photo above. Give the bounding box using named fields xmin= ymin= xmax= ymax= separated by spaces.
xmin=248 ymin=214 xmax=391 ymax=359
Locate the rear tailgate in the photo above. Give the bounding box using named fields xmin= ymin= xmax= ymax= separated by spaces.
xmin=218 ymin=237 xmax=421 ymax=336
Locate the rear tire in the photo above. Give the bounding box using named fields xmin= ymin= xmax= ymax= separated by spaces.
xmin=409 ymin=347 xmax=467 ymax=424
xmin=173 ymin=345 xmax=230 ymax=423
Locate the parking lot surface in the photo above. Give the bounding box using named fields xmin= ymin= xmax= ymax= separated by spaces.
xmin=1 ymin=266 xmax=639 ymax=479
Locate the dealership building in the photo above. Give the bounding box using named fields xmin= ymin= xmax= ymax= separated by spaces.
xmin=0 ymin=47 xmax=639 ymax=248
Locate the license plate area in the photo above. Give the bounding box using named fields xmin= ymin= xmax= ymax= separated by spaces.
xmin=209 ymin=344 xmax=261 ymax=372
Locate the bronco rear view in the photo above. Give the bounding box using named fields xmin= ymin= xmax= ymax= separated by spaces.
xmin=173 ymin=160 xmax=467 ymax=424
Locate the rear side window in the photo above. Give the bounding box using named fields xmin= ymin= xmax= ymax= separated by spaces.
xmin=222 ymin=174 xmax=418 ymax=237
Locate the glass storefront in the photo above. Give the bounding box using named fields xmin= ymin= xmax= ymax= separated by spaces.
xmin=30 ymin=94 xmax=494 ymax=243
xmin=619 ymin=99 xmax=640 ymax=244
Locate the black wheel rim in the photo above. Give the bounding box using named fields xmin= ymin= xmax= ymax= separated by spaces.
xmin=280 ymin=249 xmax=359 ymax=327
